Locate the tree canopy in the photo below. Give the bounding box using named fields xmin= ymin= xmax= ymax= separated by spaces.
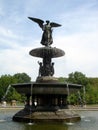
xmin=13 ymin=73 xmax=31 ymax=83
xmin=0 ymin=71 xmax=98 ymax=105
xmin=0 ymin=73 xmax=31 ymax=102
xmin=67 ymin=71 xmax=89 ymax=86
xmin=58 ymin=71 xmax=98 ymax=105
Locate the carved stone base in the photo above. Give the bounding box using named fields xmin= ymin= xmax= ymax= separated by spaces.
xmin=13 ymin=108 xmax=81 ymax=123
xmin=36 ymin=76 xmax=59 ymax=83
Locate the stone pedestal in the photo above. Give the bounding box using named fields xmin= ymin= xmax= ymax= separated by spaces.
xmin=13 ymin=108 xmax=81 ymax=123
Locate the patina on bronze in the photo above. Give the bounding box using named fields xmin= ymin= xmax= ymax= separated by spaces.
xmin=30 ymin=46 xmax=65 ymax=77
xmin=12 ymin=17 xmax=82 ymax=123
xmin=28 ymin=17 xmax=61 ymax=46
xmin=28 ymin=17 xmax=62 ymax=77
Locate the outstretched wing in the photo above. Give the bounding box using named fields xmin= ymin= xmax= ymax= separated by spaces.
xmin=28 ymin=17 xmax=44 ymax=28
xmin=50 ymin=22 xmax=61 ymax=27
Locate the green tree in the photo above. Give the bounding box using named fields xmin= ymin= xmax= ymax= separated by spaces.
xmin=13 ymin=72 xmax=31 ymax=83
xmin=68 ymin=71 xmax=89 ymax=86
xmin=58 ymin=77 xmax=67 ymax=83
xmin=6 ymin=87 xmax=22 ymax=101
xmin=0 ymin=73 xmax=31 ymax=102
xmin=0 ymin=74 xmax=17 ymax=101
xmin=85 ymin=79 xmax=98 ymax=104
xmin=67 ymin=71 xmax=89 ymax=105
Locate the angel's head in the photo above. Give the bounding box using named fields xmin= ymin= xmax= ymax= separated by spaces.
xmin=46 ymin=20 xmax=50 ymax=24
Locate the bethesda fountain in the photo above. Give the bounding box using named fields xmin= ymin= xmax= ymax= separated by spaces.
xmin=12 ymin=17 xmax=82 ymax=123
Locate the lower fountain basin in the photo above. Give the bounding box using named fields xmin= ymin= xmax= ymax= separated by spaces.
xmin=13 ymin=108 xmax=81 ymax=123
xmin=12 ymin=78 xmax=82 ymax=123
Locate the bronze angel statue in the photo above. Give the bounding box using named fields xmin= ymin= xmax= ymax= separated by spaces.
xmin=28 ymin=17 xmax=61 ymax=46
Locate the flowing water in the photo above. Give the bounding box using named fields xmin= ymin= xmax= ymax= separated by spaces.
xmin=2 ymin=85 xmax=11 ymax=100
xmin=0 ymin=109 xmax=98 ymax=130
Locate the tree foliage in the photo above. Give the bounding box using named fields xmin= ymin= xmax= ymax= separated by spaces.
xmin=67 ymin=71 xmax=89 ymax=86
xmin=0 ymin=74 xmax=17 ymax=101
xmin=85 ymin=78 xmax=98 ymax=104
xmin=13 ymin=73 xmax=31 ymax=83
xmin=0 ymin=73 xmax=31 ymax=102
xmin=59 ymin=71 xmax=98 ymax=105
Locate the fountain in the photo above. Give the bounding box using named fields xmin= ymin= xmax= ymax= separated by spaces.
xmin=12 ymin=17 xmax=82 ymax=123
xmin=1 ymin=84 xmax=11 ymax=107
xmin=2 ymin=84 xmax=11 ymax=100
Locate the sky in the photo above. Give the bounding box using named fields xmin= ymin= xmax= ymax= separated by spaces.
xmin=0 ymin=0 xmax=98 ymax=81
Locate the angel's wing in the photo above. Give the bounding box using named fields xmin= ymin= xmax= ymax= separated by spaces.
xmin=50 ymin=22 xmax=61 ymax=27
xmin=28 ymin=17 xmax=44 ymax=28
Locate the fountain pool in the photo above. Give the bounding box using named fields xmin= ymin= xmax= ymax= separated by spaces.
xmin=0 ymin=109 xmax=98 ymax=130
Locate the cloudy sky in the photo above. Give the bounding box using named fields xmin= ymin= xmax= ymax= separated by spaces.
xmin=0 ymin=0 xmax=98 ymax=80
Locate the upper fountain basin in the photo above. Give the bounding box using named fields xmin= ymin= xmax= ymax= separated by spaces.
xmin=29 ymin=47 xmax=65 ymax=58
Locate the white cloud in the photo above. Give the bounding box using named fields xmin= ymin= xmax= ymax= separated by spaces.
xmin=59 ymin=2 xmax=98 ymax=35
xmin=0 ymin=26 xmax=18 ymax=39
xmin=53 ymin=30 xmax=98 ymax=77
xmin=0 ymin=44 xmax=39 ymax=80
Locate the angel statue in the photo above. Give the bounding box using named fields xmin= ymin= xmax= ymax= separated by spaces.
xmin=28 ymin=17 xmax=61 ymax=46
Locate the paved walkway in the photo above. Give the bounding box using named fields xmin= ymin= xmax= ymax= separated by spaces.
xmin=0 ymin=105 xmax=24 ymax=110
xmin=69 ymin=105 xmax=98 ymax=111
xmin=0 ymin=105 xmax=98 ymax=110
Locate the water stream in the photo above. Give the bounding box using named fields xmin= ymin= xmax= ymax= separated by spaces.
xmin=2 ymin=85 xmax=11 ymax=100
xmin=28 ymin=83 xmax=34 ymax=125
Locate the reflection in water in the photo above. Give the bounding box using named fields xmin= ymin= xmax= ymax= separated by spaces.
xmin=25 ymin=123 xmax=68 ymax=130
xmin=84 ymin=119 xmax=91 ymax=122
xmin=27 ymin=122 xmax=34 ymax=125
xmin=0 ymin=119 xmax=6 ymax=122
xmin=65 ymin=122 xmax=74 ymax=126
xmin=1 ymin=110 xmax=98 ymax=130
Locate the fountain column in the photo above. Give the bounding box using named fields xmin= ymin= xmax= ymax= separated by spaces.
xmin=12 ymin=17 xmax=82 ymax=123
xmin=26 ymin=94 xmax=30 ymax=106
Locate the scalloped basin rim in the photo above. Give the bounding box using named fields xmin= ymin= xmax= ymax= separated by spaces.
xmin=29 ymin=47 xmax=65 ymax=58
